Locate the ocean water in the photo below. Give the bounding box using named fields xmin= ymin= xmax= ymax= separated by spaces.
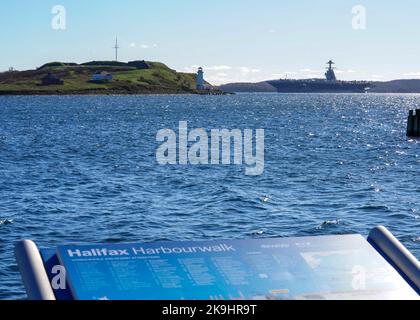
xmin=0 ymin=93 xmax=419 ymax=300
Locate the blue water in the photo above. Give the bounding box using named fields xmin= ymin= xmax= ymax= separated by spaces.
xmin=0 ymin=94 xmax=419 ymax=300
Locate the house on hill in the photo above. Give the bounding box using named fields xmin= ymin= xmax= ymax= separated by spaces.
xmin=91 ymin=71 xmax=113 ymax=83
xmin=41 ymin=73 xmax=64 ymax=85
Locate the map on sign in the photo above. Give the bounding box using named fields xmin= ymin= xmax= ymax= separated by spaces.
xmin=47 ymin=235 xmax=418 ymax=300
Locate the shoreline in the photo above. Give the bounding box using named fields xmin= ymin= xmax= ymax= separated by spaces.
xmin=1 ymin=91 xmax=419 ymax=96
xmin=0 ymin=90 xmax=231 ymax=96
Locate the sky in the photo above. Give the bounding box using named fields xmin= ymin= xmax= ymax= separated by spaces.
xmin=1 ymin=0 xmax=420 ymax=84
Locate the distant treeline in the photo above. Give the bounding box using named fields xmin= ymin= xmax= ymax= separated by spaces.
xmin=219 ymin=80 xmax=420 ymax=93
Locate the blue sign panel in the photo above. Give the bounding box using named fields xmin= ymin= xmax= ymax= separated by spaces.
xmin=56 ymin=235 xmax=418 ymax=300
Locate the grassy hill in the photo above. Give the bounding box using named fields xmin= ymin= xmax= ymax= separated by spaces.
xmin=0 ymin=61 xmax=219 ymax=95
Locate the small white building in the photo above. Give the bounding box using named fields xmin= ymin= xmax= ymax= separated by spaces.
xmin=196 ymin=67 xmax=205 ymax=90
xmin=91 ymin=71 xmax=113 ymax=82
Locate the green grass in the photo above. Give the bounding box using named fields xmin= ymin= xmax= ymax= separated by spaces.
xmin=0 ymin=61 xmax=200 ymax=94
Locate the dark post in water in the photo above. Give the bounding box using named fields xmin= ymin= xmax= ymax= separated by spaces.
xmin=407 ymin=110 xmax=420 ymax=137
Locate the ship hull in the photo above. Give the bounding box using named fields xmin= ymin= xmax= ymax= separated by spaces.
xmin=267 ymin=79 xmax=369 ymax=93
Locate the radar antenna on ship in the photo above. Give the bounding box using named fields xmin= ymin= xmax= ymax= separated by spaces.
xmin=325 ymin=60 xmax=337 ymax=81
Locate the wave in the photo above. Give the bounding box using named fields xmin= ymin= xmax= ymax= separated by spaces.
xmin=357 ymin=205 xmax=391 ymax=212
xmin=316 ymin=219 xmax=341 ymax=230
xmin=0 ymin=219 xmax=13 ymax=226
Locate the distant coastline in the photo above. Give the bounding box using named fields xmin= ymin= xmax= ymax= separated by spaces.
xmin=218 ymin=79 xmax=420 ymax=94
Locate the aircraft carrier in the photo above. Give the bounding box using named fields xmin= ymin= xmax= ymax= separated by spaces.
xmin=267 ymin=60 xmax=370 ymax=93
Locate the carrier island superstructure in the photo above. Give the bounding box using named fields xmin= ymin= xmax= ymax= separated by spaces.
xmin=267 ymin=60 xmax=370 ymax=93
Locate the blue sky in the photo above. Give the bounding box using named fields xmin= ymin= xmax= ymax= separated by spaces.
xmin=1 ymin=0 xmax=420 ymax=84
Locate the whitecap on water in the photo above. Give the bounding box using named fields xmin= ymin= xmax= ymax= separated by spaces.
xmin=316 ymin=219 xmax=341 ymax=230
xmin=261 ymin=195 xmax=271 ymax=203
xmin=370 ymin=184 xmax=383 ymax=193
xmin=410 ymin=209 xmax=419 ymax=219
xmin=0 ymin=219 xmax=13 ymax=226
xmin=250 ymin=230 xmax=265 ymax=236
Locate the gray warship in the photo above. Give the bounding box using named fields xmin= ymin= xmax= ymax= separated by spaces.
xmin=267 ymin=60 xmax=370 ymax=93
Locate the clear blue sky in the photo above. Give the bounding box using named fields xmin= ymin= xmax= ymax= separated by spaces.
xmin=1 ymin=0 xmax=420 ymax=84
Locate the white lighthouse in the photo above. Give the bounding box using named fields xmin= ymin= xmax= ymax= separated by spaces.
xmin=196 ymin=67 xmax=205 ymax=90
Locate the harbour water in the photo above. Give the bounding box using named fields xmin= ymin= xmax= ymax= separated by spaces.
xmin=0 ymin=93 xmax=419 ymax=299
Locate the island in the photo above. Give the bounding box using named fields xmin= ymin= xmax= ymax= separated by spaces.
xmin=0 ymin=61 xmax=226 ymax=95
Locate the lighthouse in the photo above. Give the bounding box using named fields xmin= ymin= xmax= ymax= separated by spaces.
xmin=196 ymin=67 xmax=205 ymax=90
